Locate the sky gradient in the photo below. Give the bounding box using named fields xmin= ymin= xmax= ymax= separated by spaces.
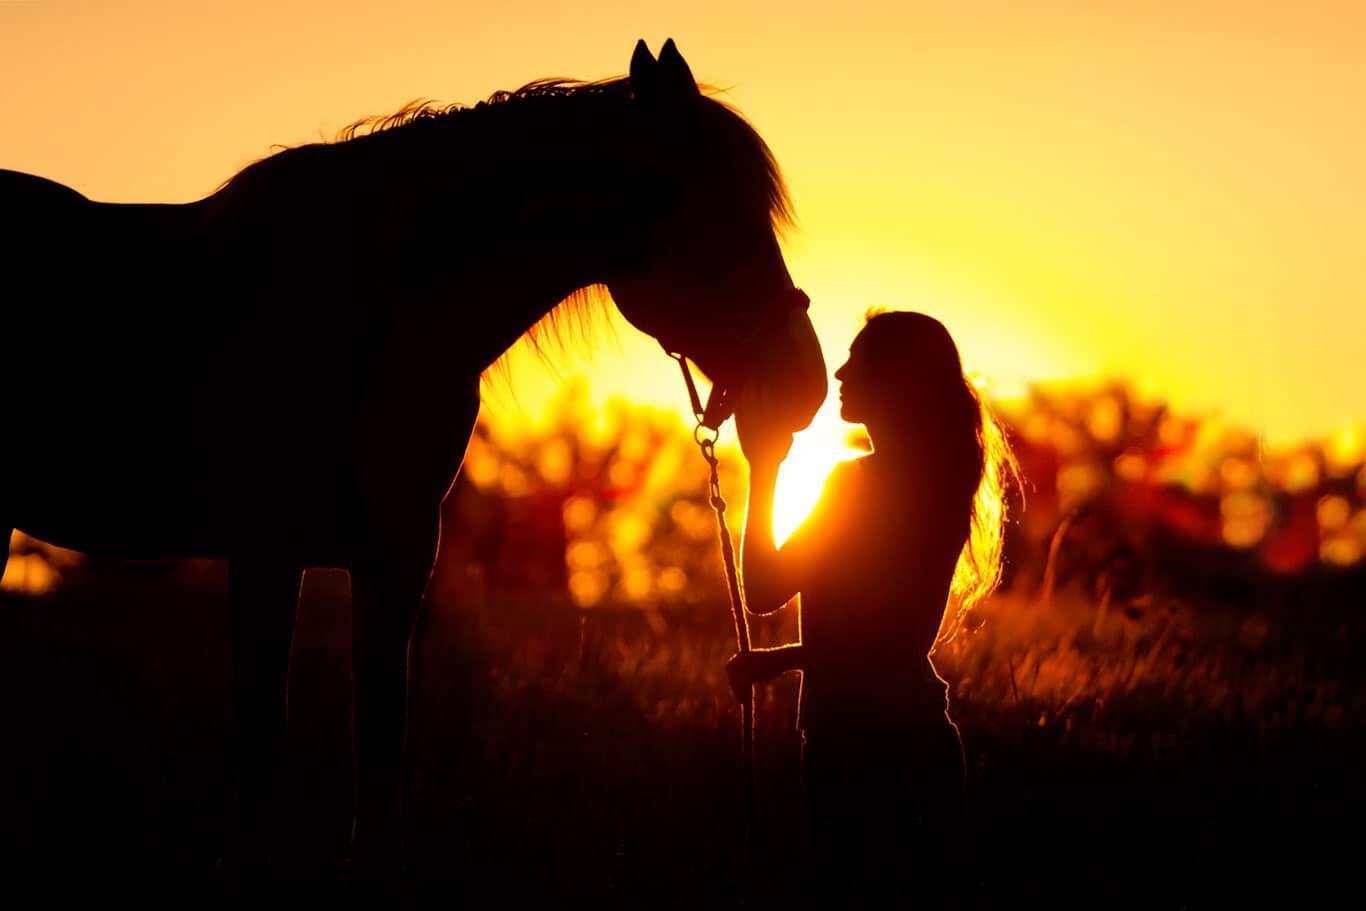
xmin=3 ymin=1 xmax=1362 ymax=445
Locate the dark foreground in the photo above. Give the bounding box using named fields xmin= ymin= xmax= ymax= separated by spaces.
xmin=1 ymin=551 xmax=1362 ymax=910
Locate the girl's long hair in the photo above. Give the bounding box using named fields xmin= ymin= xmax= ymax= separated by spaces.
xmin=860 ymin=311 xmax=1019 ymax=646
xmin=944 ymin=382 xmax=1017 ymax=644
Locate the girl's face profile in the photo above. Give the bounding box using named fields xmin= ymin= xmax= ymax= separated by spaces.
xmin=834 ymin=337 xmax=879 ymax=424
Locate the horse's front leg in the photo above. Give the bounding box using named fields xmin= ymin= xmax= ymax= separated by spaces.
xmin=227 ymin=557 xmax=303 ymax=865
xmin=350 ymin=514 xmax=439 ymax=878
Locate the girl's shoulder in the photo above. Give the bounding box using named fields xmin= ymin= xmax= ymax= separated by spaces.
xmin=819 ymin=456 xmax=872 ymax=509
xmin=816 ymin=456 xmax=887 ymax=528
xmin=784 ymin=457 xmax=869 ymax=549
xmin=827 ymin=454 xmax=871 ymax=490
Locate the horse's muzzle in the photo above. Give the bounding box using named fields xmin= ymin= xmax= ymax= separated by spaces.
xmin=710 ymin=300 xmax=826 ymax=433
xmin=747 ymin=303 xmax=827 ymax=434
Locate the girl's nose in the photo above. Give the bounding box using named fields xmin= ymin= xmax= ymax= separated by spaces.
xmin=834 ymin=361 xmax=849 ymax=380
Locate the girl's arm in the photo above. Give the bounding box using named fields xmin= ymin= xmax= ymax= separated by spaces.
xmin=740 ymin=452 xmax=796 ymax=614
xmin=735 ymin=384 xmax=841 ymax=613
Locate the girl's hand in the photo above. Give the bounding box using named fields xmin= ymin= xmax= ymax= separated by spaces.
xmin=735 ymin=381 xmax=794 ymax=467
xmin=725 ymin=652 xmax=760 ymax=702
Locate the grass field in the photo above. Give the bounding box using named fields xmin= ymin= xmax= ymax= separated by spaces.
xmin=1 ymin=548 xmax=1362 ymax=908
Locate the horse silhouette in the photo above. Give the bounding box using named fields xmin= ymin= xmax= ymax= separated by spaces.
xmin=0 ymin=39 xmax=826 ymax=877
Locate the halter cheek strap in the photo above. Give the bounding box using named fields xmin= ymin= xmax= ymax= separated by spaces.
xmin=669 ymin=351 xmax=734 ymax=432
xmin=666 ymin=286 xmax=810 ymax=431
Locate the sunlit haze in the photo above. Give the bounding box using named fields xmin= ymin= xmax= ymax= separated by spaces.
xmin=4 ymin=1 xmax=1363 ymax=532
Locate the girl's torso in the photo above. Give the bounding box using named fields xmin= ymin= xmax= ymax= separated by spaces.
xmin=794 ymin=456 xmax=971 ymax=733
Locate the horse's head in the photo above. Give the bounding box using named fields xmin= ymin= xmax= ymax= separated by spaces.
xmin=606 ymin=39 xmax=826 ymax=434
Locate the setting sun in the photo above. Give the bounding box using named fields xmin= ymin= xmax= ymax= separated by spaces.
xmin=772 ymin=400 xmax=866 ymax=545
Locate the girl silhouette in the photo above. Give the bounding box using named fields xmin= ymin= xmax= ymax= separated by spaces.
xmin=728 ymin=310 xmax=1015 ymax=903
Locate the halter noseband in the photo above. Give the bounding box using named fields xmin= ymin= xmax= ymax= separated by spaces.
xmin=667 ymin=286 xmax=811 ymax=431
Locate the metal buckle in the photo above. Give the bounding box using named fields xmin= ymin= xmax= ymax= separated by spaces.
xmin=666 ymin=286 xmax=808 ymax=431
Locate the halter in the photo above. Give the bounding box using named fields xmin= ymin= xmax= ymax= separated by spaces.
xmin=665 ymin=284 xmax=809 ymax=865
xmin=667 ymin=286 xmax=811 ymax=432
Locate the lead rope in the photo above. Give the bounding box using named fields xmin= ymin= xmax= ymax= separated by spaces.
xmin=670 ymin=352 xmax=757 ymax=869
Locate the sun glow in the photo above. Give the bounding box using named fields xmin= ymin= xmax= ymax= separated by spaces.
xmin=772 ymin=400 xmax=867 ymax=546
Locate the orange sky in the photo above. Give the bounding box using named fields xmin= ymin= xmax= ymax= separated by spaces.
xmin=2 ymin=1 xmax=1363 ymax=446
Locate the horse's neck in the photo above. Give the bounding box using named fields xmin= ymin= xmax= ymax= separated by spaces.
xmin=348 ymin=103 xmax=642 ymax=372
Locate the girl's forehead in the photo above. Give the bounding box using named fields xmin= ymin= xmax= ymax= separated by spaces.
xmin=847 ymin=334 xmax=877 ymax=360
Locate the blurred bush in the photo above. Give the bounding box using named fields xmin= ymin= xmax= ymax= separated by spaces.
xmin=435 ymin=379 xmax=1364 ymax=620
xmin=6 ymin=377 xmax=1362 ymax=619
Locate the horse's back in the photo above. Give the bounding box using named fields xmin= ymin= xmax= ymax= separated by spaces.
xmin=1 ymin=169 xmax=104 ymax=431
xmin=0 ymin=162 xmax=465 ymax=564
xmin=1 ymin=168 xmax=93 ymax=295
xmin=0 ymin=171 xmax=223 ymax=550
xmin=0 ymin=168 xmax=89 ymax=214
xmin=0 ymin=169 xmax=374 ymax=560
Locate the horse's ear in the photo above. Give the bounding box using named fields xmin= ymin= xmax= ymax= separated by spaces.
xmin=629 ymin=39 xmax=659 ymax=99
xmin=657 ymin=39 xmax=700 ymax=96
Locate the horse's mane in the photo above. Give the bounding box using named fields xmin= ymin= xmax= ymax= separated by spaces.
xmin=227 ymin=75 xmax=793 ymax=380
xmin=348 ymin=76 xmax=796 ymax=382
xmin=331 ymin=76 xmax=792 ymax=230
xmin=332 ymin=78 xmax=634 ymax=141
